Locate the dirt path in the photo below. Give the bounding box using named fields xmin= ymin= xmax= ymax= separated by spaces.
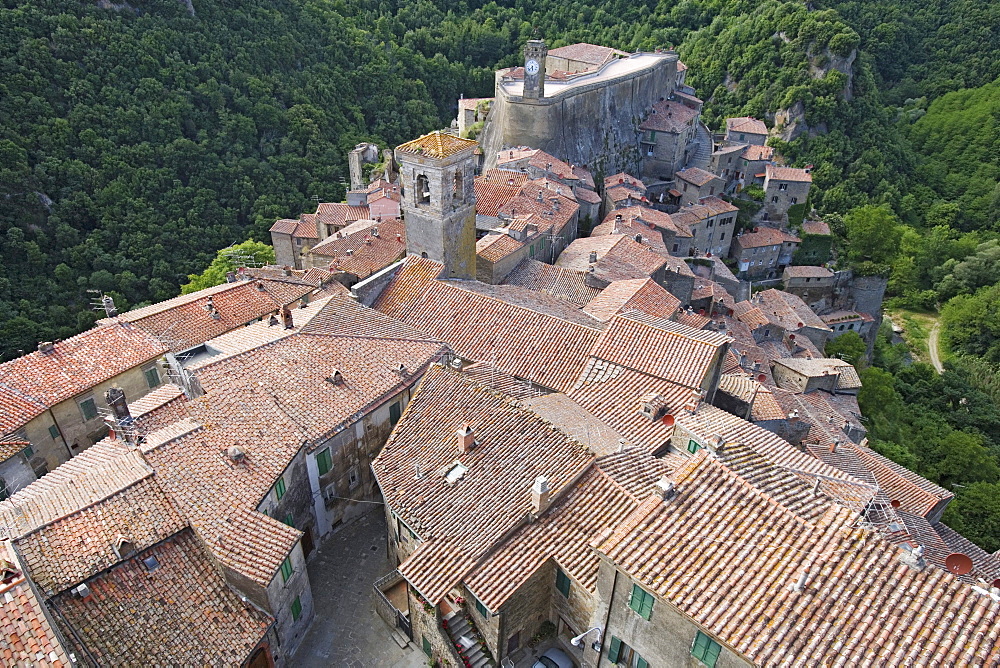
xmin=928 ymin=321 xmax=944 ymax=373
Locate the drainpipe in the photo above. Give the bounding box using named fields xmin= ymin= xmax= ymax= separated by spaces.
xmin=596 ymin=567 xmax=619 ymax=667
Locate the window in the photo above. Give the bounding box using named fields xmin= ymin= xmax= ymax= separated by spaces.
xmin=389 ymin=401 xmax=402 ymax=426
xmin=671 ymin=243 xmax=679 ymax=253
xmin=529 ymin=245 xmax=535 ymax=258
xmin=422 ymin=635 xmax=433 ymax=657
xmin=47 ymin=425 xmax=59 ymax=440
xmin=720 ymin=232 xmax=725 ymax=241
xmin=280 ymin=557 xmax=294 ymax=582
xmin=317 ymin=448 xmax=332 ymax=476
xmin=79 ymin=397 xmax=98 ymax=421
xmin=687 ymin=439 xmax=700 ymax=454
xmin=771 ymin=196 xmax=779 ymax=203
xmin=683 ymin=183 xmax=688 ymax=192
xmin=763 ymin=328 xmax=770 ymax=338
xmin=628 ymin=584 xmax=654 ymax=620
xmin=762 ymin=212 xmax=769 ymax=221
xmin=291 ymin=596 xmax=303 ymax=621
xmin=274 ymin=476 xmax=286 ymax=501
xmin=739 ymin=133 xmax=746 ymax=140
xmin=416 ymin=174 xmax=430 ymax=204
xmin=556 ymin=567 xmax=571 ymax=597
xmin=284 ymin=513 xmax=295 ymax=527
xmin=348 ymin=466 xmax=359 ymax=490
xmin=607 ymin=636 xmax=648 ymax=667
xmin=23 ymin=445 xmax=34 ymax=459
xmin=472 ymin=593 xmax=488 ymax=618
xmin=691 ymin=631 xmax=722 ymax=667
xmin=790 ymin=197 xmax=798 ymax=204
xmin=779 ymin=183 xmax=788 ymax=191
xmin=707 ymin=220 xmax=714 ymax=228
xmin=144 ymin=365 xmax=160 ymax=389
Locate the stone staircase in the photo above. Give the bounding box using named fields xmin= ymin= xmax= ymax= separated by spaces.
xmin=688 ymin=121 xmax=714 ymax=171
xmin=443 ymin=610 xmax=496 ymax=668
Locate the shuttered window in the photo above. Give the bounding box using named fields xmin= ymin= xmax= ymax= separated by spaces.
xmin=317 ymin=448 xmax=332 ymax=476
xmin=628 ymin=583 xmax=654 ymax=620
xmin=691 ymin=631 xmax=722 ymax=667
xmin=555 ymin=567 xmax=570 ymax=597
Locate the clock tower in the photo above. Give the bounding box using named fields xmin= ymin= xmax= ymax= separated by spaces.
xmin=522 ymin=39 xmax=547 ymax=101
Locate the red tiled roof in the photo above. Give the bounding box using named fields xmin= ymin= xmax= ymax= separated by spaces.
xmin=526 ymin=151 xmax=578 ymax=181
xmin=575 ymin=187 xmax=602 ymax=204
xmin=501 ymin=259 xmax=600 ymax=308
xmin=0 ymin=324 xmax=167 ymax=433
xmin=603 ymin=173 xmax=644 ymax=189
xmin=0 ymin=540 xmax=73 ymax=666
xmin=675 ymin=167 xmax=721 ymax=188
xmin=396 ymin=131 xmax=477 ymax=160
xmin=314 ymin=202 xmax=370 ymax=229
xmin=742 ymin=144 xmax=774 ymax=161
xmin=556 ymin=235 xmax=666 ymax=284
xmin=547 ymin=43 xmax=628 ymax=66
xmin=476 ymin=233 xmax=525 ymax=263
xmin=802 ymin=219 xmax=831 ymax=235
xmin=756 ymin=289 xmax=830 ymax=332
xmin=50 ymin=528 xmax=271 ymax=665
xmin=736 ymin=227 xmax=801 ymax=249
xmin=374 ymin=366 xmax=594 ymax=603
xmin=639 ymin=99 xmax=698 ymax=133
xmin=474 ymin=170 xmax=529 ymax=217
xmin=784 ymin=265 xmax=833 ymax=278
xmin=311 ymin=218 xmax=407 ymax=279
xmin=458 ymin=97 xmax=492 ymax=111
xmin=726 ymin=116 xmax=768 ymax=135
xmin=572 ymin=166 xmax=595 ymax=189
xmin=269 ymin=218 xmax=299 ymax=235
xmin=583 ymin=279 xmax=680 ymax=322
xmin=766 ymin=163 xmax=813 ymax=183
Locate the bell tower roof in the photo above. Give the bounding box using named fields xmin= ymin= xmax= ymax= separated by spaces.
xmin=396 ymin=132 xmax=478 ymax=160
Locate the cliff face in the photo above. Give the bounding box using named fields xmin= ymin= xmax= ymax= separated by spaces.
xmin=480 ymin=54 xmax=677 ymax=178
xmin=773 ymin=46 xmax=856 ymax=142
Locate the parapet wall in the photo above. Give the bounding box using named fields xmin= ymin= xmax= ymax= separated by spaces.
xmin=480 ymin=53 xmax=678 ymax=179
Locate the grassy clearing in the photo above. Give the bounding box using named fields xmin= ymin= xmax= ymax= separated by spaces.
xmin=887 ymin=308 xmax=949 ymax=365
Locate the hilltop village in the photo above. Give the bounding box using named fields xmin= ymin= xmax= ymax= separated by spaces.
xmin=0 ymin=41 xmax=998 ymax=668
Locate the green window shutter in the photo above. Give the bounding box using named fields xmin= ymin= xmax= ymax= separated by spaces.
xmin=284 ymin=513 xmax=295 ymax=527
xmin=48 ymin=425 xmax=59 ymax=440
xmin=629 ymin=584 xmax=643 ymax=614
xmin=144 ymin=366 xmax=160 ymax=388
xmin=80 ymin=398 xmax=97 ymax=421
xmin=291 ymin=596 xmax=302 ymax=621
xmin=422 ymin=635 xmax=432 ymax=656
xmin=607 ymin=636 xmax=622 ymax=663
xmin=555 ymin=567 xmax=570 ymax=597
xmin=275 ymin=476 xmax=286 ymax=500
xmin=317 ymin=448 xmax=332 ymax=476
xmin=23 ymin=445 xmax=34 ymax=459
xmin=474 ymin=595 xmax=488 ymax=617
xmin=529 ymin=245 xmax=535 ymax=257
xmin=389 ymin=401 xmax=402 ymax=426
xmin=280 ymin=557 xmax=293 ymax=582
xmin=692 ymin=631 xmax=722 ymax=667
xmin=636 ymin=656 xmax=649 ymax=668
xmin=639 ymin=589 xmax=654 ymax=620
xmin=687 ymin=439 xmax=700 ymax=454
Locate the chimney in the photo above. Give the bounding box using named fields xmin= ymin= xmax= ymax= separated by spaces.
xmin=457 ymin=424 xmax=474 ymax=454
xmin=226 ymin=271 xmax=237 ymax=283
xmin=589 ymin=251 xmax=598 ymax=264
xmin=537 ymin=191 xmax=543 ymax=202
xmin=105 ymin=386 xmax=132 ymax=424
xmin=898 ymin=544 xmax=927 ymax=572
xmin=281 ymin=306 xmax=294 ymax=330
xmin=654 ymin=478 xmax=677 ymax=501
xmin=282 ymin=265 xmax=292 ymax=276
xmin=531 ymin=476 xmax=551 ymax=514
xmin=789 ymin=409 xmax=799 ymax=422
xmin=268 ymin=313 xmax=279 ymax=327
xmin=205 ymin=296 xmax=214 ymax=312
xmin=326 ymin=369 xmax=344 ymax=385
xmin=37 ymin=341 xmax=54 ymax=353
xmin=227 ymin=445 xmax=246 ymax=464
xmin=256 ymin=281 xmax=266 ymax=292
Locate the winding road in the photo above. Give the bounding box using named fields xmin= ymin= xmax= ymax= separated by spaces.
xmin=928 ymin=321 xmax=944 ymax=373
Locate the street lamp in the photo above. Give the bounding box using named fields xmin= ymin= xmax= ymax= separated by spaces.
xmin=570 ymin=627 xmax=603 ymax=652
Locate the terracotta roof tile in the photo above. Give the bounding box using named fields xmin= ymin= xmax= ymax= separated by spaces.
xmin=784 ymin=265 xmax=833 ymax=278
xmin=766 ymin=163 xmax=813 ymax=183
xmin=801 ymin=220 xmax=831 ymax=236
xmin=726 ymin=116 xmax=768 ymax=135
xmin=0 ymin=541 xmax=72 ymax=665
xmin=50 ymin=529 xmax=270 ymax=665
xmin=556 ymin=235 xmax=666 ymax=284
xmin=501 ymin=259 xmax=600 ymax=308
xmin=373 ymin=366 xmax=593 ymax=602
xmin=603 ymin=173 xmax=644 ymax=190
xmin=476 ymin=233 xmax=525 ymax=263
xmin=396 ymin=132 xmax=477 ymax=160
xmin=755 ymin=289 xmax=830 ymax=332
xmin=269 ymin=218 xmax=299 ymax=234
xmin=314 ymin=202 xmax=371 ymax=229
xmin=474 ymin=170 xmax=529 ymax=217
xmin=583 ymin=279 xmax=680 ymax=322
xmin=639 ymin=99 xmax=699 ymax=133
xmin=675 ymin=167 xmax=721 ymax=188
xmin=0 ymin=325 xmax=167 ymax=433
xmin=547 ymin=43 xmax=628 ymax=66
xmin=311 ymin=218 xmax=407 ymax=279
xmin=742 ymin=144 xmax=774 ymax=161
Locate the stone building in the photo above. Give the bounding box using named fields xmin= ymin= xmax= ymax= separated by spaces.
xmin=770 ymin=357 xmax=862 ymax=395
xmin=395 ymin=131 xmax=479 ymax=279
xmin=670 ymin=196 xmax=739 ymax=258
xmin=545 ymin=42 xmax=629 ymax=75
xmin=0 ymin=324 xmax=168 ymax=477
xmin=457 ymin=97 xmax=493 ymax=138
xmin=725 ymin=116 xmax=768 ymax=146
xmin=638 ymin=99 xmax=700 ymax=182
xmin=737 ymin=144 xmax=774 ymax=186
xmin=731 ymin=227 xmax=801 ymax=277
xmin=591 ymin=206 xmax=693 ymax=258
xmin=761 ymin=164 xmax=812 ymax=224
xmin=674 ymin=167 xmax=724 ymax=207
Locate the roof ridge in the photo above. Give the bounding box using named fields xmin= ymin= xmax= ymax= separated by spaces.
xmin=440 ymin=281 xmax=603 ymax=331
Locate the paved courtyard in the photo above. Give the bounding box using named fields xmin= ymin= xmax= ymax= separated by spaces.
xmin=292 ymin=507 xmax=427 ymax=668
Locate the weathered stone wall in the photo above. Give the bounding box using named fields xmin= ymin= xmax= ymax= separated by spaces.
xmin=496 ymin=561 xmax=556 ymax=660
xmin=481 ymin=54 xmax=677 ymax=179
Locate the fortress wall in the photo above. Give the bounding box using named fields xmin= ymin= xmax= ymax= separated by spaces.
xmin=481 ymin=54 xmax=677 ymax=179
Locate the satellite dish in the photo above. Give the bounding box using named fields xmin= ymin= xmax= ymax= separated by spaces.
xmin=945 ymin=553 xmax=973 ymax=575
xmin=890 ymin=499 xmax=901 ymax=508
xmin=757 ymin=374 xmax=767 ymax=383
xmin=661 ymin=414 xmax=675 ymax=427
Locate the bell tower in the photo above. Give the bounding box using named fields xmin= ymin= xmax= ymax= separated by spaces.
xmin=522 ymin=39 xmax=547 ymax=101
xmin=395 ymin=131 xmax=479 ymax=279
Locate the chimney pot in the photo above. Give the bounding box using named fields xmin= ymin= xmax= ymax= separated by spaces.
xmin=589 ymin=251 xmax=598 ymax=264
xmin=37 ymin=341 xmax=54 ymax=353
xmin=531 ymin=476 xmax=551 ymax=514
xmin=457 ymin=424 xmax=474 ymax=453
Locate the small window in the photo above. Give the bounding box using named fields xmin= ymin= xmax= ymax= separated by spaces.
xmin=48 ymin=425 xmax=59 ymax=440
xmin=144 ymin=365 xmax=160 ymax=389
xmin=348 ymin=466 xmax=359 ymax=490
xmin=284 ymin=513 xmax=295 ymax=527
xmin=762 ymin=212 xmax=769 ymax=221
xmin=23 ymin=445 xmax=34 ymax=459
xmin=720 ymin=232 xmax=725 ymax=241
xmin=628 ymin=583 xmax=654 ymax=620
xmin=274 ymin=476 xmax=286 ymax=501
xmin=317 ymin=448 xmax=332 ymax=476
xmin=683 ymin=183 xmax=688 ymax=192
xmin=280 ymin=557 xmax=294 ymax=582
xmin=529 ymin=245 xmax=535 ymax=258
xmin=779 ymin=183 xmax=788 ymax=191
xmin=771 ymin=196 xmax=779 ymax=203
xmin=763 ymin=328 xmax=770 ymax=337
xmin=707 ymin=220 xmax=713 ymax=228
xmin=739 ymin=133 xmax=745 ymax=140
xmin=671 ymin=243 xmax=679 ymax=252
xmin=687 ymin=439 xmax=700 ymax=454
xmin=291 ymin=595 xmax=303 ymax=621
xmin=790 ymin=197 xmax=798 ymax=204
xmin=556 ymin=567 xmax=571 ymax=597
xmin=692 ymin=631 xmax=722 ymax=667
xmin=79 ymin=397 xmax=98 ymax=421
xmin=389 ymin=401 xmax=402 ymax=426
xmin=142 ymin=555 xmax=160 ymax=572
xmin=422 ymin=635 xmax=433 ymax=657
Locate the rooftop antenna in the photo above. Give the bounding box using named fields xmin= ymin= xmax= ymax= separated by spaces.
xmin=87 ymin=289 xmax=118 ymax=318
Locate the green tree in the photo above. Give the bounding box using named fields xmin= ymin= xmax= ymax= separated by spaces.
xmin=824 ymin=331 xmax=867 ymax=368
xmin=180 ymin=240 xmax=275 ymax=294
xmin=842 ymin=205 xmax=903 ymax=274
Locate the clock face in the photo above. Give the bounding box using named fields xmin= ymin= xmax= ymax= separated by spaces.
xmin=525 ymin=59 xmax=539 ymax=76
